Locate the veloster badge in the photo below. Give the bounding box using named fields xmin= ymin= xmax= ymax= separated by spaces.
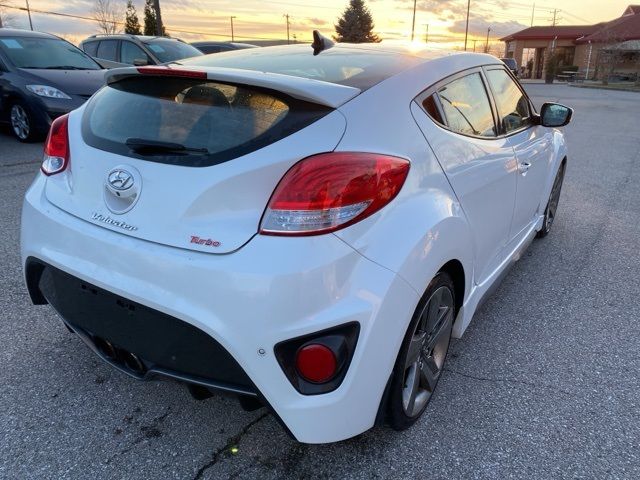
xmin=91 ymin=213 xmax=138 ymax=231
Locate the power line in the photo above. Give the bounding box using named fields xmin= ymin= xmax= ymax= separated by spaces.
xmin=0 ymin=2 xmax=281 ymax=41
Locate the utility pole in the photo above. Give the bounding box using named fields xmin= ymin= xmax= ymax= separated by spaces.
xmin=284 ymin=14 xmax=290 ymax=45
xmin=230 ymin=16 xmax=236 ymax=42
xmin=411 ymin=0 xmax=417 ymax=41
xmin=531 ymin=2 xmax=535 ymax=27
xmin=424 ymin=23 xmax=429 ymax=44
xmin=153 ymin=0 xmax=163 ymax=36
xmin=472 ymin=39 xmax=478 ymax=52
xmin=25 ymin=0 xmax=33 ymax=30
xmin=551 ymin=8 xmax=558 ymax=26
xmin=485 ymin=26 xmax=491 ymax=53
xmin=463 ymin=0 xmax=471 ymax=51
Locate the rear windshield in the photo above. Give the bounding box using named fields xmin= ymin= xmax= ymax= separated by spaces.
xmin=143 ymin=40 xmax=203 ymax=63
xmin=82 ymin=76 xmax=331 ymax=167
xmin=181 ymin=46 xmax=423 ymax=90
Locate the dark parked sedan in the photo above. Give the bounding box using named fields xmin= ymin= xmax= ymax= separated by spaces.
xmin=0 ymin=28 xmax=106 ymax=142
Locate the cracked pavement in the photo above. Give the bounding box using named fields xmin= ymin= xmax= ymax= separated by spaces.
xmin=1 ymin=84 xmax=640 ymax=479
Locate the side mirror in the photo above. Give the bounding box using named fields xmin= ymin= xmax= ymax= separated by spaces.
xmin=133 ymin=58 xmax=149 ymax=66
xmin=539 ymin=102 xmax=573 ymax=127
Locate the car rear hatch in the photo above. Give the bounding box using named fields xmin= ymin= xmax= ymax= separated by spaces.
xmin=44 ymin=66 xmax=358 ymax=253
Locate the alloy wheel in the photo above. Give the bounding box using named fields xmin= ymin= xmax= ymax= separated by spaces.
xmin=10 ymin=104 xmax=30 ymax=140
xmin=402 ymin=285 xmax=454 ymax=417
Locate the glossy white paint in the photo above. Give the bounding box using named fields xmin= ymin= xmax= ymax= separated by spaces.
xmin=21 ymin=47 xmax=568 ymax=443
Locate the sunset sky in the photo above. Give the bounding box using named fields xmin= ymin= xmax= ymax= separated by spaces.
xmin=0 ymin=0 xmax=634 ymax=48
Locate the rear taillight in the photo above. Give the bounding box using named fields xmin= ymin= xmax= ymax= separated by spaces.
xmin=41 ymin=114 xmax=69 ymax=176
xmin=260 ymin=152 xmax=410 ymax=236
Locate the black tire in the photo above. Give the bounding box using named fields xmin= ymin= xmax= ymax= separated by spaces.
xmin=388 ymin=272 xmax=456 ymax=431
xmin=9 ymin=101 xmax=40 ymax=143
xmin=536 ymin=162 xmax=566 ymax=238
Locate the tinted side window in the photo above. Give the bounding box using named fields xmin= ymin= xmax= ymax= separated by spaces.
xmin=120 ymin=41 xmax=149 ymax=65
xmin=486 ymin=68 xmax=531 ymax=133
xmin=83 ymin=41 xmax=99 ymax=57
xmin=97 ymin=40 xmax=118 ymax=61
xmin=437 ymin=73 xmax=496 ymax=138
xmin=201 ymin=46 xmax=221 ymax=54
xmin=422 ymin=94 xmax=445 ymax=125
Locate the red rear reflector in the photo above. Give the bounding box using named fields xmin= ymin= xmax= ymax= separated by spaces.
xmin=295 ymin=344 xmax=337 ymax=383
xmin=260 ymin=152 xmax=410 ymax=235
xmin=41 ymin=114 xmax=69 ymax=176
xmin=136 ymin=66 xmax=207 ymax=79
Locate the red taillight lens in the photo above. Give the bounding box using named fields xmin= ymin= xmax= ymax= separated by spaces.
xmin=295 ymin=344 xmax=337 ymax=383
xmin=137 ymin=66 xmax=207 ymax=78
xmin=260 ymin=152 xmax=410 ymax=236
xmin=41 ymin=114 xmax=69 ymax=176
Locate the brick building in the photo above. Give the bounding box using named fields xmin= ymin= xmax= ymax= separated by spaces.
xmin=501 ymin=5 xmax=640 ymax=80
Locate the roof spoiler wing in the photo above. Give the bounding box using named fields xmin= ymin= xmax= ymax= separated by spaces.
xmin=105 ymin=66 xmax=361 ymax=109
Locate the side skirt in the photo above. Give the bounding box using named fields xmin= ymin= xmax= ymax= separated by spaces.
xmin=452 ymin=215 xmax=543 ymax=338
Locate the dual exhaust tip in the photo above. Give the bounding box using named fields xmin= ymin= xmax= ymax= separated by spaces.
xmin=93 ymin=336 xmax=147 ymax=376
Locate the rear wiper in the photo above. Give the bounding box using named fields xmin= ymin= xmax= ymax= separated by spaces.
xmin=125 ymin=138 xmax=209 ymax=154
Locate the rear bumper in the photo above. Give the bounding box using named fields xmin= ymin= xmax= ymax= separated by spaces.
xmin=29 ymin=259 xmax=257 ymax=396
xmin=21 ymin=174 xmax=420 ymax=443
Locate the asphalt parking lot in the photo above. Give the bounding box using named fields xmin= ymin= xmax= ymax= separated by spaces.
xmin=1 ymin=84 xmax=639 ymax=479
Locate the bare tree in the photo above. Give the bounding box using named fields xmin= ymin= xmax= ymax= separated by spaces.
xmin=93 ymin=0 xmax=124 ymax=35
xmin=595 ymin=31 xmax=628 ymax=85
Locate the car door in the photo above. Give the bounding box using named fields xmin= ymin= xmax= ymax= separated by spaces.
xmin=0 ymin=56 xmax=8 ymax=114
xmin=412 ymin=69 xmax=518 ymax=285
xmin=484 ymin=67 xmax=553 ymax=242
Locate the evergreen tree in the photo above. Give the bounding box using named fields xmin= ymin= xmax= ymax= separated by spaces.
xmin=124 ymin=0 xmax=142 ymax=35
xmin=143 ymin=0 xmax=157 ymax=36
xmin=334 ymin=0 xmax=380 ymax=43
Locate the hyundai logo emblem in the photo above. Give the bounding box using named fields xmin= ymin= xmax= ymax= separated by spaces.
xmin=107 ymin=169 xmax=134 ymax=191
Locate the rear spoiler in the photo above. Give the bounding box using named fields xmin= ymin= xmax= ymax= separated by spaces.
xmin=105 ymin=65 xmax=361 ymax=109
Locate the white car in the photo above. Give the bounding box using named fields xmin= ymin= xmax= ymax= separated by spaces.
xmin=21 ymin=39 xmax=572 ymax=444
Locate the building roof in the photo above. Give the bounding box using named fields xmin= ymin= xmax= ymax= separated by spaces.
xmin=576 ymin=8 xmax=640 ymax=43
xmin=501 ymin=5 xmax=640 ymax=44
xmin=500 ymin=25 xmax=599 ymax=42
xmin=623 ymin=5 xmax=640 ymax=15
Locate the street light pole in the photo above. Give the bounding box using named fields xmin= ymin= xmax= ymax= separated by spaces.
xmin=230 ymin=16 xmax=236 ymax=42
xmin=411 ymin=0 xmax=417 ymax=41
xmin=425 ymin=23 xmax=429 ymax=44
xmin=284 ymin=14 xmax=290 ymax=45
xmin=25 ymin=0 xmax=33 ymax=30
xmin=464 ymin=0 xmax=471 ymax=51
xmin=485 ymin=26 xmax=491 ymax=53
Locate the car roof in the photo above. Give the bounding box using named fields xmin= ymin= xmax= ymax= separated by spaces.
xmin=0 ymin=28 xmax=57 ymax=39
xmin=182 ymin=42 xmax=486 ymax=90
xmin=82 ymin=35 xmax=182 ymax=43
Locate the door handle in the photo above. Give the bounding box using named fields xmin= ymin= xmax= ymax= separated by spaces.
xmin=518 ymin=161 xmax=532 ymax=174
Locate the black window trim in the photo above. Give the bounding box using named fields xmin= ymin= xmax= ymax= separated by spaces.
xmin=482 ymin=65 xmax=536 ymax=137
xmin=415 ymin=66 xmax=500 ymax=141
xmin=415 ymin=64 xmax=540 ymax=141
